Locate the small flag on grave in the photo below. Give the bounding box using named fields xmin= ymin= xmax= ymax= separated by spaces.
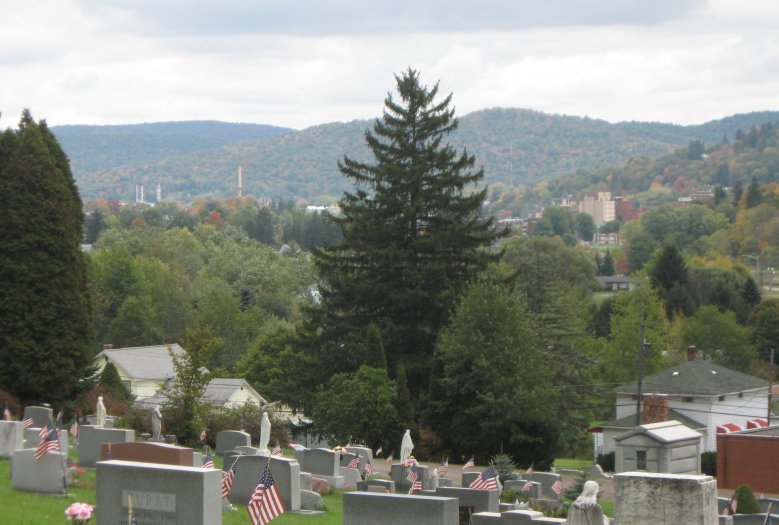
xmin=463 ymin=456 xmax=475 ymax=469
xmin=469 ymin=465 xmax=498 ymax=491
xmin=202 ymin=451 xmax=214 ymax=469
xmin=34 ymin=427 xmax=60 ymax=460
xmin=222 ymin=460 xmax=238 ymax=499
xmin=247 ymin=466 xmax=285 ymax=525
xmin=347 ymin=457 xmax=360 ymax=469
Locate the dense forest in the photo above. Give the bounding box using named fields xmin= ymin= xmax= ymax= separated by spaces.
xmin=53 ymin=110 xmax=779 ymax=203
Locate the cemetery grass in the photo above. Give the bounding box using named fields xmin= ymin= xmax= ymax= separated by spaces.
xmin=0 ymin=451 xmax=343 ymax=525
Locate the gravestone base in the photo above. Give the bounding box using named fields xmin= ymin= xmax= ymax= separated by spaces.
xmin=343 ymin=492 xmax=458 ymax=525
xmin=615 ymin=471 xmax=717 ymax=525
xmin=96 ymin=460 xmax=221 ymax=525
xmin=11 ymin=449 xmax=71 ymax=494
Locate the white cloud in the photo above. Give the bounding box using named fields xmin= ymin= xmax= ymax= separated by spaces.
xmin=1 ymin=0 xmax=778 ymax=129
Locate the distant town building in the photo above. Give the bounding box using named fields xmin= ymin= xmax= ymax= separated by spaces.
xmin=579 ymin=192 xmax=615 ymax=225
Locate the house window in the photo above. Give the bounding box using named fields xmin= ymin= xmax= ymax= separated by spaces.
xmin=122 ymin=380 xmax=131 ymax=391
xmin=739 ymin=392 xmax=744 ymax=398
xmin=718 ymin=395 xmax=725 ymax=401
xmin=684 ymin=397 xmax=694 ymax=402
xmin=636 ymin=450 xmax=647 ymax=470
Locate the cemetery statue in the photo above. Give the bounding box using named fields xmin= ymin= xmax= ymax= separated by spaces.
xmin=400 ymin=429 xmax=414 ymax=463
xmin=96 ymin=396 xmax=107 ymax=428
xmin=259 ymin=412 xmax=271 ymax=452
xmin=567 ymin=480 xmax=608 ymax=525
xmin=151 ymin=405 xmax=162 ymax=440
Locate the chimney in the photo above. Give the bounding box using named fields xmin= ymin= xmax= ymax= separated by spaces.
xmin=687 ymin=345 xmax=698 ymax=361
xmin=643 ymin=395 xmax=669 ymax=424
xmin=103 ymin=344 xmax=113 ymax=350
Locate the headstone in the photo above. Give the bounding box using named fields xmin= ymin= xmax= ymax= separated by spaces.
xmin=96 ymin=460 xmax=221 ymax=525
xmin=0 ymin=421 xmax=24 ymax=458
xmin=22 ymin=406 xmax=53 ymax=428
xmin=340 ymin=466 xmax=361 ymax=487
xmin=719 ymin=517 xmax=733 ymax=525
xmin=462 ymin=471 xmax=480 ymax=487
xmin=514 ymin=472 xmax=563 ymax=501
xmin=11 ymin=449 xmax=71 ymax=494
xmin=215 ymin=430 xmax=251 ymax=456
xmin=392 ymin=463 xmax=432 ymax=492
xmin=300 ymin=471 xmax=313 ymax=491
xmin=343 ymin=492 xmax=459 ymax=525
xmin=357 ymin=479 xmax=396 ymax=493
xmin=439 ymin=478 xmax=454 ymax=488
xmin=504 ymin=480 xmax=542 ymax=500
xmin=431 ymin=486 xmax=500 ymax=514
xmin=295 ymin=448 xmax=344 ymax=488
xmin=99 ymin=441 xmax=194 ymax=466
xmin=311 ymin=476 xmax=331 ymax=495
xmin=300 ymin=489 xmax=324 ymax=510
xmin=234 ymin=446 xmax=260 ymax=455
xmin=78 ymin=425 xmax=135 ymax=468
xmin=614 ymin=471 xmax=718 ymax=525
xmin=226 ymin=454 xmax=301 ymax=512
xmin=340 ymin=451 xmax=360 ymax=467
xmin=471 ymin=512 xmax=503 ymax=524
xmin=529 ymin=519 xmax=566 ymax=524
xmin=24 ymin=427 xmax=68 ymax=457
xmin=345 ymin=445 xmax=373 ymax=468
xmin=501 ymin=509 xmax=545 ymax=524
xmin=193 ymin=451 xmax=202 ymax=467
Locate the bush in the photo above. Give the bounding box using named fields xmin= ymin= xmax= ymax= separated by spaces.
xmin=733 ymin=483 xmax=762 ymax=514
xmin=701 ymin=451 xmax=717 ymax=476
xmin=597 ymin=452 xmax=615 ymax=473
xmin=492 ymin=453 xmax=517 ymax=482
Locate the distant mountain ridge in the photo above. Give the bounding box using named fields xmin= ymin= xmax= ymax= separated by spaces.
xmin=52 ymin=109 xmax=779 ymax=202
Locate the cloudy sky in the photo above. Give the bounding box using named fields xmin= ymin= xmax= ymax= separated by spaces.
xmin=2 ymin=0 xmax=778 ymax=130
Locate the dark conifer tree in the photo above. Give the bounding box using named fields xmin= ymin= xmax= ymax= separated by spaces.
xmin=744 ymin=177 xmax=763 ymax=209
xmin=309 ymin=69 xmax=499 ymax=396
xmin=0 ymin=111 xmax=93 ymax=405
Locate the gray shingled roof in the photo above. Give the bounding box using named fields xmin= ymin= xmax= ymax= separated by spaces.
xmin=96 ymin=344 xmax=187 ymax=381
xmin=202 ymin=378 xmax=266 ymax=406
xmin=589 ymin=409 xmax=705 ymax=432
xmin=616 ymin=359 xmax=768 ymax=397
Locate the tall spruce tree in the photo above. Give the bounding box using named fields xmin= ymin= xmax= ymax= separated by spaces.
xmin=309 ymin=69 xmax=498 ymax=397
xmin=0 ymin=110 xmax=93 ymax=404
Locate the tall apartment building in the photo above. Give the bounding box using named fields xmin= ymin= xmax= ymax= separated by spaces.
xmin=579 ymin=191 xmax=616 ymax=225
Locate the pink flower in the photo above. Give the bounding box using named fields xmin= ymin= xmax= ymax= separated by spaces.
xmin=65 ymin=502 xmax=94 ymax=522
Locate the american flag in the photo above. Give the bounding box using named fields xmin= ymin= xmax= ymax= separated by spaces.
xmin=3 ymin=404 xmax=10 ymax=421
xmin=22 ymin=418 xmax=33 ymax=429
xmin=56 ymin=410 xmax=63 ymax=422
xmin=406 ymin=469 xmax=419 ymax=487
xmin=272 ymin=443 xmax=282 ymax=456
xmin=34 ymin=427 xmax=60 ymax=460
xmin=522 ymin=480 xmax=534 ymax=493
xmin=38 ymin=425 xmax=49 ymax=438
xmin=408 ymin=477 xmax=422 ymax=494
xmin=552 ymin=479 xmax=563 ymax=496
xmin=406 ymin=469 xmax=418 ymax=483
xmin=385 ymin=452 xmax=394 ymax=465
xmin=364 ymin=462 xmax=373 ymax=476
xmin=463 ymin=456 xmax=475 ymax=469
xmin=247 ymin=466 xmax=285 ymax=525
xmin=202 ymin=451 xmax=214 ymax=469
xmin=469 ymin=465 xmax=498 ymax=491
xmin=289 ymin=441 xmax=305 ymax=451
xmin=437 ymin=458 xmax=448 ymax=476
xmin=375 ymin=446 xmax=382 ymax=457
xmin=222 ymin=461 xmax=238 ymax=499
xmin=347 ymin=457 xmax=360 ymax=469
xmin=526 ymin=465 xmax=534 ymax=476
xmin=70 ymin=421 xmax=78 ymax=437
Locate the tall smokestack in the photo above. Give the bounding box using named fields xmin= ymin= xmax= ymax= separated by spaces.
xmin=238 ymin=165 xmax=243 ymax=198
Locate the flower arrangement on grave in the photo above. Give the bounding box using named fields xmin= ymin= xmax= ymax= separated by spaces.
xmin=402 ymin=456 xmax=417 ymax=467
xmin=65 ymin=502 xmax=94 ymax=523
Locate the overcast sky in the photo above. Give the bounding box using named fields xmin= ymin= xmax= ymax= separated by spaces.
xmin=2 ymin=0 xmax=779 ymax=130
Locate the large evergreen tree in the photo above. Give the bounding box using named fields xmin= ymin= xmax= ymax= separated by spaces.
xmin=0 ymin=110 xmax=93 ymax=404
xmin=309 ymin=69 xmax=498 ymax=396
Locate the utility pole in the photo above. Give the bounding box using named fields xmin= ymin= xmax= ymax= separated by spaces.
xmin=635 ymin=324 xmax=651 ymax=427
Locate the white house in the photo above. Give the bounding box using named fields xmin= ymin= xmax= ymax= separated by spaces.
xmin=590 ymin=347 xmax=769 ymax=456
xmin=93 ymin=344 xmax=267 ymax=410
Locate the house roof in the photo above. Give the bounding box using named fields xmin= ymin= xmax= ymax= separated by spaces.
xmin=96 ymin=344 xmax=187 ymax=381
xmin=589 ymin=409 xmax=705 ymax=433
xmin=615 ymin=420 xmax=703 ymax=444
xmin=201 ymin=378 xmax=266 ymax=406
xmin=134 ymin=378 xmax=266 ymax=409
xmin=615 ymin=359 xmax=768 ymax=397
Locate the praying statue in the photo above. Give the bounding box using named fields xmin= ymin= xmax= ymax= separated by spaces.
xmin=151 ymin=405 xmax=162 ymax=440
xmin=400 ymin=429 xmax=414 ymax=463
xmin=259 ymin=412 xmax=271 ymax=453
xmin=567 ymin=480 xmax=608 ymax=525
xmin=96 ymin=396 xmax=106 ymax=428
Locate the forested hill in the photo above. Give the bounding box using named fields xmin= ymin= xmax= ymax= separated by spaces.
xmin=55 ymin=109 xmax=779 ymax=202
xmin=52 ymin=120 xmax=292 ymax=181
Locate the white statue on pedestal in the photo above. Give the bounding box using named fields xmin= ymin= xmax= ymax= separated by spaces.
xmin=151 ymin=405 xmax=162 ymax=440
xmin=567 ymin=480 xmax=608 ymax=525
xmin=96 ymin=396 xmax=106 ymax=428
xmin=400 ymin=429 xmax=414 ymax=463
xmin=259 ymin=412 xmax=271 ymax=453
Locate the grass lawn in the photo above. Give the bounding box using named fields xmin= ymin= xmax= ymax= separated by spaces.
xmin=553 ymin=458 xmax=592 ymax=469
xmin=0 ymin=447 xmax=343 ymax=525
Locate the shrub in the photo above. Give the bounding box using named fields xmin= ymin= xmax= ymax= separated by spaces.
xmin=597 ymin=451 xmax=615 ymax=473
xmin=733 ymin=483 xmax=762 ymax=514
xmin=701 ymin=451 xmax=717 ymax=476
xmin=492 ymin=453 xmax=517 ymax=481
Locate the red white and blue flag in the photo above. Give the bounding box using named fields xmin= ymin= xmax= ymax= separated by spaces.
xmin=469 ymin=465 xmax=498 ymax=491
xmin=385 ymin=452 xmax=394 ymax=465
xmin=22 ymin=418 xmax=33 ymax=429
xmin=222 ymin=461 xmax=238 ymax=500
xmin=406 ymin=470 xmax=420 ymax=494
xmin=347 ymin=457 xmax=360 ymax=469
xmin=375 ymin=446 xmax=382 ymax=457
xmin=70 ymin=421 xmax=78 ymax=437
xmin=364 ymin=462 xmax=373 ymax=476
xmin=552 ymin=479 xmax=563 ymax=496
xmin=34 ymin=427 xmax=60 ymax=460
xmin=272 ymin=443 xmax=282 ymax=456
xmin=437 ymin=458 xmax=449 ymax=476
xmin=247 ymin=466 xmax=285 ymax=525
xmin=463 ymin=456 xmax=475 ymax=469
xmin=202 ymin=451 xmax=214 ymax=469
